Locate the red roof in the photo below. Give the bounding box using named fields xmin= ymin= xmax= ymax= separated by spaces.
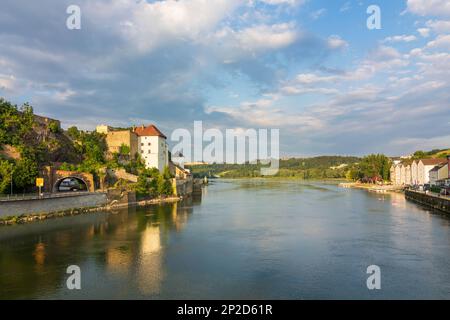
xmin=133 ymin=124 xmax=167 ymax=139
xmin=420 ymin=158 xmax=446 ymax=166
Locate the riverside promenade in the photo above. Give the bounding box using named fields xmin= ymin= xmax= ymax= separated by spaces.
xmin=405 ymin=189 xmax=450 ymax=214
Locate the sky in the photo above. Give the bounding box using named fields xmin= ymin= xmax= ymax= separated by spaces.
xmin=0 ymin=0 xmax=449 ymax=157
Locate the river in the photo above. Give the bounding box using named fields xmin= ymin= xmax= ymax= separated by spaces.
xmin=1 ymin=179 xmax=449 ymax=299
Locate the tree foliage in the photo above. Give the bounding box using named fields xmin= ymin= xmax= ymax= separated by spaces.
xmin=135 ymin=166 xmax=173 ymax=198
xmin=347 ymin=154 xmax=391 ymax=182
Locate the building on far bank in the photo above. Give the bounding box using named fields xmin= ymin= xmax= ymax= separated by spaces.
xmin=411 ymin=160 xmax=418 ymax=185
xmin=133 ymin=124 xmax=169 ymax=173
xmin=390 ymin=158 xmax=447 ymax=186
xmin=429 ymin=163 xmax=448 ymax=186
xmin=417 ymin=159 xmax=446 ymax=185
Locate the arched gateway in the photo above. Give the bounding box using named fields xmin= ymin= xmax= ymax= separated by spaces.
xmin=41 ymin=166 xmax=96 ymax=193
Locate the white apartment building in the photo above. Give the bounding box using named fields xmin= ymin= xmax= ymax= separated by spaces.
xmin=134 ymin=125 xmax=169 ymax=172
xmin=391 ymin=158 xmax=448 ymax=186
xmin=429 ymin=163 xmax=449 ymax=186
xmin=417 ymin=159 xmax=446 ymax=185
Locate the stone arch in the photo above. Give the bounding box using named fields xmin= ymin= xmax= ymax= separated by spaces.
xmin=41 ymin=166 xmax=96 ymax=193
xmin=53 ymin=176 xmax=89 ymax=193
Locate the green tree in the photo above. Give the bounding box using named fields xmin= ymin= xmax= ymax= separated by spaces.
xmin=412 ymin=150 xmax=426 ymax=159
xmin=0 ymin=160 xmax=13 ymax=194
xmin=48 ymin=121 xmax=60 ymax=133
xmin=350 ymin=154 xmax=391 ymax=182
xmin=119 ymin=143 xmax=130 ymax=156
xmin=135 ymin=175 xmax=151 ymax=196
xmin=13 ymin=158 xmax=38 ymax=191
xmin=67 ymin=126 xmax=80 ymax=140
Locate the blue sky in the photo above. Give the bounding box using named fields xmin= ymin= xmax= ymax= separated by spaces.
xmin=0 ymin=0 xmax=449 ymax=156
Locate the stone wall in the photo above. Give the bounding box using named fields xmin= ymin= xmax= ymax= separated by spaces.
xmin=405 ymin=190 xmax=450 ymax=214
xmin=107 ymin=168 xmax=138 ymax=183
xmin=0 ymin=192 xmax=107 ymax=218
xmin=105 ymin=130 xmax=138 ymax=159
xmin=175 ymin=178 xmax=193 ymax=197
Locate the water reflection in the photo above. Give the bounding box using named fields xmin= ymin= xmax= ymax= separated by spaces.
xmin=0 ymin=195 xmax=201 ymax=299
xmin=1 ymin=182 xmax=449 ymax=299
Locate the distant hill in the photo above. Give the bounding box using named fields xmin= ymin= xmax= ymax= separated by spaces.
xmin=186 ymin=156 xmax=361 ymax=179
xmin=431 ymin=149 xmax=450 ymax=158
xmin=411 ymin=148 xmax=450 ymax=160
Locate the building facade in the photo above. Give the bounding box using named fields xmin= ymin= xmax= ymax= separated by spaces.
xmin=417 ymin=159 xmax=446 ymax=185
xmin=429 ymin=164 xmax=448 ymax=186
xmin=96 ymin=125 xmax=138 ymax=159
xmin=390 ymin=158 xmax=448 ymax=186
xmin=411 ymin=160 xmax=418 ymax=185
xmin=134 ymin=125 xmax=169 ymax=172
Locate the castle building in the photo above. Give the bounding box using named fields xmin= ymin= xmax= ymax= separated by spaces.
xmin=133 ymin=125 xmax=169 ymax=172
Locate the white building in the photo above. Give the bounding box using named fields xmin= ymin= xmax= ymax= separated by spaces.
xmin=429 ymin=163 xmax=449 ymax=186
xmin=417 ymin=159 xmax=446 ymax=185
xmin=134 ymin=125 xmax=169 ymax=172
xmin=411 ymin=160 xmax=418 ymax=185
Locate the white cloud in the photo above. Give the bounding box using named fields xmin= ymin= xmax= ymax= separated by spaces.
xmin=55 ymin=89 xmax=76 ymax=102
xmin=206 ymin=22 xmax=299 ymax=62
xmin=87 ymin=0 xmax=241 ymax=53
xmin=281 ymin=86 xmax=338 ymax=95
xmin=259 ymin=0 xmax=305 ymax=6
xmin=425 ymin=20 xmax=450 ymax=33
xmin=235 ymin=23 xmax=298 ymax=52
xmin=0 ymin=74 xmax=16 ymax=92
xmin=426 ymin=34 xmax=450 ymax=49
xmin=310 ymin=8 xmax=326 ymax=20
xmin=407 ymin=0 xmax=450 ymax=17
xmin=294 ymin=73 xmax=337 ymax=84
xmin=383 ymin=35 xmax=417 ymax=43
xmin=327 ymin=35 xmax=348 ymax=49
xmin=340 ymin=2 xmax=351 ymax=12
xmin=417 ymin=28 xmax=430 ymax=38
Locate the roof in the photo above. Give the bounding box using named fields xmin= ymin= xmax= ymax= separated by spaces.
xmin=133 ymin=124 xmax=167 ymax=139
xmin=420 ymin=158 xmax=447 ymax=166
xmin=429 ymin=165 xmax=442 ymax=172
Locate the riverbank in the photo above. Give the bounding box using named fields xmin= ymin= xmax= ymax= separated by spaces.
xmin=405 ymin=189 xmax=450 ymax=214
xmin=339 ymin=182 xmax=404 ymax=193
xmin=0 ymin=194 xmax=183 ymax=226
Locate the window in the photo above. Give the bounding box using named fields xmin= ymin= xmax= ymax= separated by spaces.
xmin=148 ymin=150 xmax=151 ymax=154
xmin=141 ymin=143 xmax=144 ymax=146
xmin=148 ymin=143 xmax=151 ymax=146
xmin=141 ymin=150 xmax=144 ymax=154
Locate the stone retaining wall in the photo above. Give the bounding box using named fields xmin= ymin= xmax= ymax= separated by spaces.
xmin=0 ymin=192 xmax=107 ymax=218
xmin=405 ymin=190 xmax=450 ymax=214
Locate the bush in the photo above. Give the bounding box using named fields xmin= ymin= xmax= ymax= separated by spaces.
xmin=48 ymin=121 xmax=60 ymax=133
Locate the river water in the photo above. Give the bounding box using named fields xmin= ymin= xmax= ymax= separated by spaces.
xmin=1 ymin=179 xmax=449 ymax=299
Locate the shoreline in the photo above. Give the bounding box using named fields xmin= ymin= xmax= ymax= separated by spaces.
xmin=0 ymin=195 xmax=183 ymax=226
xmin=339 ymin=182 xmax=404 ymax=193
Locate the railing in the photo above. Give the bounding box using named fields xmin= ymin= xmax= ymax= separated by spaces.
xmin=0 ymin=191 xmax=100 ymax=202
